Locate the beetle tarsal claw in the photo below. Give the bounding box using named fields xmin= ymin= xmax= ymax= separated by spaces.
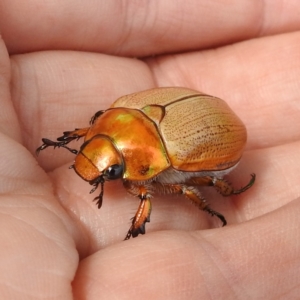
xmin=204 ymin=206 xmax=227 ymax=226
xmin=35 ymin=138 xmax=79 ymax=155
xmin=232 ymin=173 xmax=256 ymax=195
xmin=124 ymin=222 xmax=147 ymax=240
xmin=124 ymin=228 xmax=133 ymax=241
xmin=93 ymin=195 xmax=103 ymax=209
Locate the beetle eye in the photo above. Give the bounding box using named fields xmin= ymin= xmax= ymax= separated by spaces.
xmin=104 ymin=164 xmax=123 ymax=180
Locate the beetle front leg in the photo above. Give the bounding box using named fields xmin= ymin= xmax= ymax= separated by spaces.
xmin=123 ymin=182 xmax=152 ymax=240
xmin=36 ymin=127 xmax=90 ymax=155
xmin=188 ymin=173 xmax=256 ymax=196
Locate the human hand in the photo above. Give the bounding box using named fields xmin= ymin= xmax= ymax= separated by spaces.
xmin=1 ymin=1 xmax=300 ymax=299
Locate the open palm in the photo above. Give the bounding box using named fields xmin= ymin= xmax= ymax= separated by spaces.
xmin=1 ymin=1 xmax=300 ymax=299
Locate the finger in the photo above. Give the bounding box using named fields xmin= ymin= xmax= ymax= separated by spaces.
xmin=148 ymin=31 xmax=300 ymax=150
xmin=12 ymin=35 xmax=300 ymax=251
xmin=0 ymin=41 xmax=86 ymax=297
xmin=72 ymin=199 xmax=300 ymax=299
xmin=224 ymin=141 xmax=300 ymax=225
xmin=48 ymin=136 xmax=300 ymax=251
xmin=0 ymin=131 xmax=81 ymax=299
xmin=0 ymin=39 xmax=20 ymax=141
xmin=1 ymin=0 xmax=300 ymax=55
xmin=11 ymin=51 xmax=154 ymax=170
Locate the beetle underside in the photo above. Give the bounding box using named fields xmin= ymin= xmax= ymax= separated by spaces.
xmin=123 ymin=171 xmax=255 ymax=240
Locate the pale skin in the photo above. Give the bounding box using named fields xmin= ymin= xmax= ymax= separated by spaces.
xmin=1 ymin=1 xmax=300 ymax=299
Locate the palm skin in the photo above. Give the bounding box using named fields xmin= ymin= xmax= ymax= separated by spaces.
xmin=0 ymin=1 xmax=300 ymax=299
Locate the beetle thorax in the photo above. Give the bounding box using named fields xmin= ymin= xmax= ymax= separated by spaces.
xmin=84 ymin=107 xmax=171 ymax=181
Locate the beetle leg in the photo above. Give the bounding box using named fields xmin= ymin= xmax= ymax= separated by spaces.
xmin=56 ymin=127 xmax=90 ymax=142
xmin=90 ymin=110 xmax=105 ymax=125
xmin=187 ymin=173 xmax=256 ymax=196
xmin=124 ymin=196 xmax=152 ymax=240
xmin=182 ymin=185 xmax=227 ymax=226
xmin=36 ymin=127 xmax=89 ymax=155
xmin=123 ymin=182 xmax=152 ymax=240
xmin=152 ymin=182 xmax=227 ymax=226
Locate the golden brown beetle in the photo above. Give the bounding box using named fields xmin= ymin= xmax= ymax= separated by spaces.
xmin=37 ymin=87 xmax=255 ymax=240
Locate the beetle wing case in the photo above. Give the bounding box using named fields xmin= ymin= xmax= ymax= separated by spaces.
xmin=159 ymin=93 xmax=246 ymax=172
xmin=112 ymin=87 xmax=246 ymax=173
xmin=111 ymin=87 xmax=200 ymax=109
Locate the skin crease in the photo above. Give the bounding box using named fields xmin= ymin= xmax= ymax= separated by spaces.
xmin=0 ymin=0 xmax=300 ymax=299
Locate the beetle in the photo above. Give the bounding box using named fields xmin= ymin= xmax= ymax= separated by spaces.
xmin=36 ymin=87 xmax=255 ymax=240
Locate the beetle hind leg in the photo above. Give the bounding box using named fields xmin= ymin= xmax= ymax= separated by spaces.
xmin=182 ymin=186 xmax=227 ymax=226
xmin=188 ymin=173 xmax=256 ymax=196
xmin=152 ymin=182 xmax=227 ymax=226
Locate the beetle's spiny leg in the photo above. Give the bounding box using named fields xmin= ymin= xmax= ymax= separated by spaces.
xmin=188 ymin=173 xmax=256 ymax=197
xmin=232 ymin=173 xmax=256 ymax=195
xmin=90 ymin=110 xmax=105 ymax=125
xmin=56 ymin=127 xmax=90 ymax=141
xmin=36 ymin=128 xmax=90 ymax=155
xmin=35 ymin=139 xmax=52 ymax=155
xmin=151 ymin=182 xmax=227 ymax=227
xmin=203 ymin=207 xmax=227 ymax=226
xmin=62 ymin=146 xmax=78 ymax=154
xmin=36 ymin=138 xmax=78 ymax=155
xmin=123 ymin=182 xmax=152 ymax=240
xmin=183 ymin=185 xmax=227 ymax=226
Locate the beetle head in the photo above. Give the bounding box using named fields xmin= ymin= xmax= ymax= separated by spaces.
xmin=73 ymin=135 xmax=124 ymax=183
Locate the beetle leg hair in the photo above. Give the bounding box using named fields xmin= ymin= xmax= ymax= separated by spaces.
xmin=152 ymin=182 xmax=227 ymax=226
xmin=187 ymin=173 xmax=256 ymax=196
xmin=122 ymin=174 xmax=255 ymax=238
xmin=123 ymin=182 xmax=152 ymax=240
xmin=183 ymin=186 xmax=227 ymax=226
xmin=36 ymin=127 xmax=89 ymax=155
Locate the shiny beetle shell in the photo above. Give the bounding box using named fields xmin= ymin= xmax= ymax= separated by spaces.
xmin=37 ymin=87 xmax=255 ymax=240
xmin=110 ymin=87 xmax=246 ymax=174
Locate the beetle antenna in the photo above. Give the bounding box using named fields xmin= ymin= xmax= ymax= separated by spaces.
xmin=99 ymin=179 xmax=104 ymax=205
xmin=91 ymin=176 xmax=105 ymax=209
